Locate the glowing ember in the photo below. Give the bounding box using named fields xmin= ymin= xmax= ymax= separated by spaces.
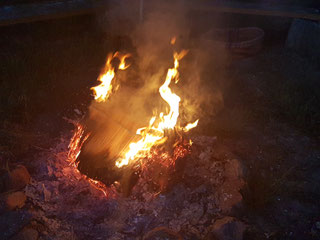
xmin=68 ymin=124 xmax=111 ymax=196
xmin=68 ymin=123 xmax=90 ymax=166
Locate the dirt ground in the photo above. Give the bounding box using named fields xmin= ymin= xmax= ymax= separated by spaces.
xmin=0 ymin=14 xmax=319 ymax=240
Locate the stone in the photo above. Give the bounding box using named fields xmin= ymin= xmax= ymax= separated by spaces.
xmin=6 ymin=191 xmax=27 ymax=210
xmin=217 ymin=159 xmax=245 ymax=214
xmin=11 ymin=227 xmax=39 ymax=240
xmin=9 ymin=165 xmax=31 ymax=190
xmin=225 ymin=159 xmax=244 ymax=180
xmin=209 ymin=217 xmax=246 ymax=240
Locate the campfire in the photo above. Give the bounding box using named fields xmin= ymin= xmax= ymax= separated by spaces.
xmin=4 ymin=0 xmax=316 ymax=239
xmin=21 ymin=37 xmax=246 ymax=240
xmin=68 ymin=39 xmax=199 ymax=195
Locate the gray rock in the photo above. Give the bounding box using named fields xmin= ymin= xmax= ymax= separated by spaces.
xmin=5 ymin=191 xmax=27 ymax=210
xmin=216 ymin=159 xmax=245 ymax=214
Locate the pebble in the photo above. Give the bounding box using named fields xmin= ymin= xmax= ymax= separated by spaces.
xmin=6 ymin=191 xmax=27 ymax=210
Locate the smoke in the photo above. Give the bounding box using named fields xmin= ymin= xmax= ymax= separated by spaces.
xmin=99 ymin=0 xmax=224 ymax=121
xmin=78 ymin=0 xmax=226 ymax=178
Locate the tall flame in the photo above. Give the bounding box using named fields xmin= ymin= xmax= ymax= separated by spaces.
xmin=115 ymin=50 xmax=198 ymax=168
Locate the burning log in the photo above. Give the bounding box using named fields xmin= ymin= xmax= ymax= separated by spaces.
xmin=68 ymin=42 xmax=199 ymax=195
xmin=76 ymin=103 xmax=143 ymax=186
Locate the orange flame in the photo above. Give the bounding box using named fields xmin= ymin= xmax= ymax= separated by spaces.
xmin=91 ymin=52 xmax=131 ymax=102
xmin=183 ymin=119 xmax=199 ymax=132
xmin=170 ymin=37 xmax=176 ymax=45
xmin=115 ymin=50 xmax=198 ymax=168
xmin=118 ymin=53 xmax=131 ymax=70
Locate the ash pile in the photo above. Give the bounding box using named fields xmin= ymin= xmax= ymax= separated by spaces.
xmin=20 ymin=134 xmax=246 ymax=240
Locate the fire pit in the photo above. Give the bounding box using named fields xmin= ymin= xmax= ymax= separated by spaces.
xmin=22 ymin=39 xmax=246 ymax=240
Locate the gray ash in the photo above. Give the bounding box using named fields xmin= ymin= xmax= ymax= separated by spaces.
xmin=25 ymin=134 xmax=246 ymax=240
